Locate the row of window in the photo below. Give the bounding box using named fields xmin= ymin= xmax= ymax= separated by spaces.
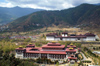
xmin=23 ymin=54 xmax=66 ymax=58
xmin=49 ymin=54 xmax=66 ymax=57
xmin=66 ymin=52 xmax=75 ymax=54
xmin=24 ymin=55 xmax=38 ymax=57
xmin=50 ymin=57 xmax=65 ymax=59
xmin=23 ymin=56 xmax=65 ymax=59
xmin=43 ymin=48 xmax=63 ymax=50
xmin=16 ymin=50 xmax=25 ymax=52
xmin=24 ymin=53 xmax=66 ymax=56
xmin=24 ymin=53 xmax=39 ymax=56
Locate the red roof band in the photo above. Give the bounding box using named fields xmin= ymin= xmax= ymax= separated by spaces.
xmin=66 ymin=48 xmax=76 ymax=52
xmin=68 ymin=57 xmax=77 ymax=59
xmin=46 ymin=32 xmax=95 ymax=38
xmin=42 ymin=45 xmax=65 ymax=49
xmin=67 ymin=45 xmax=76 ymax=48
xmin=16 ymin=42 xmax=77 ymax=54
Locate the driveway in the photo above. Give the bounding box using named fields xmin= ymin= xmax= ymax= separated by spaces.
xmin=81 ymin=52 xmax=87 ymax=61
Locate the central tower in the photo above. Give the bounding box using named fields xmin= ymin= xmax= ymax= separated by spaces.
xmin=62 ymin=32 xmax=68 ymax=37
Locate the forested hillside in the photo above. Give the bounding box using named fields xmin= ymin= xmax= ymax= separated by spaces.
xmin=8 ymin=4 xmax=100 ymax=31
xmin=0 ymin=6 xmax=43 ymax=24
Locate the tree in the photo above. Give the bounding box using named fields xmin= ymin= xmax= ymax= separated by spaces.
xmin=0 ymin=50 xmax=3 ymax=57
xmin=74 ymin=43 xmax=81 ymax=48
xmin=9 ymin=54 xmax=15 ymax=61
xmin=24 ymin=38 xmax=31 ymax=42
xmin=35 ymin=42 xmax=41 ymax=47
xmin=3 ymin=53 xmax=9 ymax=60
xmin=56 ymin=62 xmax=59 ymax=66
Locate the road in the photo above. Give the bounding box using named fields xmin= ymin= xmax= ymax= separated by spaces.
xmin=81 ymin=52 xmax=87 ymax=61
xmin=39 ymin=63 xmax=69 ymax=66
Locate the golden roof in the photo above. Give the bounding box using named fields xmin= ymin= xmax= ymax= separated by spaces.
xmin=70 ymin=43 xmax=73 ymax=45
xmin=69 ymin=47 xmax=73 ymax=50
xmin=29 ymin=43 xmax=32 ymax=45
xmin=19 ymin=46 xmax=23 ymax=48
xmin=52 ymin=41 xmax=56 ymax=43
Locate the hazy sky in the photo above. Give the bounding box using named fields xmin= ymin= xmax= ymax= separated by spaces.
xmin=0 ymin=0 xmax=100 ymax=10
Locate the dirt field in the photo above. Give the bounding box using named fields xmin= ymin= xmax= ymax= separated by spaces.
xmin=0 ymin=27 xmax=99 ymax=40
xmin=39 ymin=27 xmax=89 ymax=35
xmin=82 ymin=44 xmax=100 ymax=47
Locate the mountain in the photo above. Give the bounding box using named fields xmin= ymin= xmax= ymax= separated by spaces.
xmin=95 ymin=3 xmax=100 ymax=5
xmin=8 ymin=4 xmax=100 ymax=32
xmin=0 ymin=6 xmax=43 ymax=24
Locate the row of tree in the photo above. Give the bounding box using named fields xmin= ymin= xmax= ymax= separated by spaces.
xmin=0 ymin=53 xmax=38 ymax=66
xmin=83 ymin=47 xmax=100 ymax=65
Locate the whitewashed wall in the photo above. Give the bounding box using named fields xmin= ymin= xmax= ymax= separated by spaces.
xmin=62 ymin=38 xmax=77 ymax=41
xmin=62 ymin=34 xmax=64 ymax=37
xmin=54 ymin=37 xmax=60 ymax=41
xmin=46 ymin=36 xmax=55 ymax=40
xmin=15 ymin=52 xmax=23 ymax=59
xmin=62 ymin=34 xmax=68 ymax=37
xmin=86 ymin=37 xmax=96 ymax=41
xmin=65 ymin=34 xmax=68 ymax=37
xmin=80 ymin=38 xmax=86 ymax=41
xmin=46 ymin=36 xmax=96 ymax=41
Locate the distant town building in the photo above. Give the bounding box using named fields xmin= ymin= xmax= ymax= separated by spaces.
xmin=46 ymin=32 xmax=96 ymax=41
xmin=10 ymin=35 xmax=39 ymax=40
xmin=0 ymin=25 xmax=8 ymax=31
xmin=15 ymin=42 xmax=79 ymax=63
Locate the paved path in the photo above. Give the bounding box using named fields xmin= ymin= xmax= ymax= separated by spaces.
xmin=81 ymin=52 xmax=87 ymax=61
xmin=39 ymin=63 xmax=69 ymax=66
xmin=80 ymin=52 xmax=95 ymax=65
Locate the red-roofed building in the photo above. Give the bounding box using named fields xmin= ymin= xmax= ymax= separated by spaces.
xmin=26 ymin=44 xmax=35 ymax=48
xmin=67 ymin=45 xmax=76 ymax=49
xmin=66 ymin=48 xmax=76 ymax=54
xmin=62 ymin=32 xmax=68 ymax=37
xmin=46 ymin=32 xmax=96 ymax=41
xmin=15 ymin=42 xmax=79 ymax=63
xmin=46 ymin=33 xmax=58 ymax=40
xmin=68 ymin=55 xmax=77 ymax=62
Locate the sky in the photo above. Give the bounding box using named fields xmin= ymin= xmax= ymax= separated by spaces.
xmin=0 ymin=0 xmax=100 ymax=10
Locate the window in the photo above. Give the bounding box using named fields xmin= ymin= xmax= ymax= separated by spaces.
xmin=78 ymin=38 xmax=80 ymax=40
xmin=17 ymin=56 xmax=22 ymax=58
xmin=17 ymin=52 xmax=22 ymax=54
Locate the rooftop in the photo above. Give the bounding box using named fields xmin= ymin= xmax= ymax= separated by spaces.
xmin=67 ymin=45 xmax=76 ymax=48
xmin=84 ymin=33 xmax=95 ymax=36
xmin=66 ymin=48 xmax=76 ymax=52
xmin=47 ymin=42 xmax=61 ymax=46
xmin=68 ymin=57 xmax=77 ymax=59
xmin=25 ymin=47 xmax=66 ymax=54
xmin=46 ymin=33 xmax=58 ymax=36
xmin=26 ymin=44 xmax=35 ymax=47
xmin=62 ymin=32 xmax=68 ymax=34
xmin=42 ymin=44 xmax=65 ymax=48
xmin=16 ymin=47 xmax=26 ymax=51
xmin=16 ymin=42 xmax=78 ymax=54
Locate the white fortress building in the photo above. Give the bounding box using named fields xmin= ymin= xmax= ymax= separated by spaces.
xmin=15 ymin=42 xmax=80 ymax=63
xmin=46 ymin=32 xmax=96 ymax=41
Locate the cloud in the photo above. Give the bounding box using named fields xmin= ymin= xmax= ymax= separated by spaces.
xmin=0 ymin=2 xmax=15 ymax=8
xmin=0 ymin=0 xmax=100 ymax=10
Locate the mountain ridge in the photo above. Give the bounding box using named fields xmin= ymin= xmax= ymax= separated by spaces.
xmin=8 ymin=4 xmax=100 ymax=32
xmin=0 ymin=6 xmax=43 ymax=24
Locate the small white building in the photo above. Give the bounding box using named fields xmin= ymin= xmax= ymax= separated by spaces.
xmin=46 ymin=32 xmax=96 ymax=41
